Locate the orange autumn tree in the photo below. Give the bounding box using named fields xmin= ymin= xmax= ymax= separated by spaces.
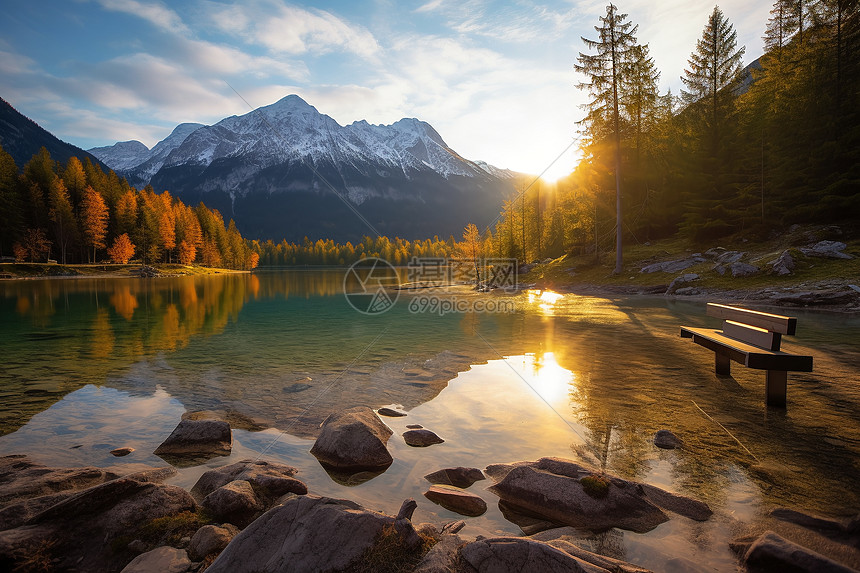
xmin=107 ymin=233 xmax=135 ymax=264
xmin=81 ymin=185 xmax=108 ymax=262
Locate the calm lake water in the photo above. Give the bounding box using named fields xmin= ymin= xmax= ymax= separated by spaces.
xmin=1 ymin=271 xmax=859 ymax=570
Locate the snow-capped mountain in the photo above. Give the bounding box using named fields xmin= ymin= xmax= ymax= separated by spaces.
xmin=90 ymin=123 xmax=203 ymax=185
xmin=87 ymin=140 xmax=149 ymax=172
xmin=89 ymin=95 xmax=517 ymax=242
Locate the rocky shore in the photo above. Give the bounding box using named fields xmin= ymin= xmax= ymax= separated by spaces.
xmin=1 ymin=409 xmax=858 ymax=573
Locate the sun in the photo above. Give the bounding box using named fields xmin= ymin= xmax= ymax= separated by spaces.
xmin=527 ymin=143 xmax=582 ymax=183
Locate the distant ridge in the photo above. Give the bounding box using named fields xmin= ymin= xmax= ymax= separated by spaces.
xmin=0 ymin=97 xmax=106 ymax=170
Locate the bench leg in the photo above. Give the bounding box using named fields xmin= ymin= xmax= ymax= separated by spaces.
xmin=766 ymin=371 xmax=787 ymax=407
xmin=715 ymin=353 xmax=731 ymax=375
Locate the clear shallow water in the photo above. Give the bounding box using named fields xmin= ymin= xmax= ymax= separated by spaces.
xmin=1 ymin=271 xmax=859 ymax=570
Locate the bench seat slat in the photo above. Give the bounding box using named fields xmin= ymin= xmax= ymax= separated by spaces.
xmin=706 ymin=303 xmax=797 ymax=335
xmin=680 ymin=326 xmax=813 ymax=372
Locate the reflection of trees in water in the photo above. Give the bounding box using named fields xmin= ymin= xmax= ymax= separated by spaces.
xmin=550 ymin=327 xmax=736 ymax=511
xmin=0 ymin=275 xmax=261 ymax=435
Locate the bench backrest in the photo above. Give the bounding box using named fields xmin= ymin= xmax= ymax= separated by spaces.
xmin=706 ymin=303 xmax=798 ymax=351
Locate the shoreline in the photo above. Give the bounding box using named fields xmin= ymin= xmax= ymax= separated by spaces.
xmin=0 ymin=262 xmax=249 ymax=280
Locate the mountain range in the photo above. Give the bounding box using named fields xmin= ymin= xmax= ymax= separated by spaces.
xmin=88 ymin=95 xmax=518 ymax=242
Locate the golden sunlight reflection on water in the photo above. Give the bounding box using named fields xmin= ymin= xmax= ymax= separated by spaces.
xmin=2 ymin=273 xmax=860 ymax=571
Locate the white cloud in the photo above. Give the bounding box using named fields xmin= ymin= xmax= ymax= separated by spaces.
xmin=207 ymin=1 xmax=380 ymax=58
xmin=95 ymin=0 xmax=189 ymax=34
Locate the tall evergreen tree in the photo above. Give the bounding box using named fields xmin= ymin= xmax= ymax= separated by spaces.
xmin=0 ymin=146 xmax=23 ymax=256
xmin=576 ymin=3 xmax=639 ymax=273
xmin=680 ymin=6 xmax=746 ymax=239
xmin=48 ymin=178 xmax=76 ymax=264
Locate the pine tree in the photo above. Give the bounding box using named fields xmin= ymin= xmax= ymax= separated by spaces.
xmin=0 ymin=146 xmax=23 ymax=256
xmin=682 ymin=6 xmax=746 ymax=154
xmin=48 ymin=178 xmax=76 ymax=264
xmin=575 ymin=3 xmax=639 ymax=273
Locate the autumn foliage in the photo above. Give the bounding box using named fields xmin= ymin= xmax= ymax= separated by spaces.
xmin=0 ymin=147 xmax=257 ymax=270
xmin=107 ymin=233 xmax=135 ymax=264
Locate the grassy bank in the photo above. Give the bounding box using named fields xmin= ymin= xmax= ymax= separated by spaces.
xmin=0 ymin=262 xmax=247 ymax=279
xmin=520 ymin=224 xmax=860 ymax=298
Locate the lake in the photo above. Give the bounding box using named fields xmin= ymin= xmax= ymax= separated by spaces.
xmin=1 ymin=270 xmax=859 ymax=570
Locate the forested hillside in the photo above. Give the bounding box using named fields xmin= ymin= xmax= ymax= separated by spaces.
xmin=486 ymin=0 xmax=859 ymax=264
xmin=0 ymin=146 xmax=257 ymax=269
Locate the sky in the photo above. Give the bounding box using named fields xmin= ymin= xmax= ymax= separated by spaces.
xmin=0 ymin=0 xmax=772 ymax=180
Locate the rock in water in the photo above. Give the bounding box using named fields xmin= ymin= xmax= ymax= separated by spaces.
xmin=153 ymin=419 xmax=232 ymax=458
xmin=403 ymin=429 xmax=444 ymax=447
xmin=206 ymin=495 xmax=393 ymax=573
xmin=377 ymin=405 xmax=408 ymax=417
xmin=654 ymin=430 xmax=681 ymax=450
xmin=190 ymin=459 xmax=306 ymax=504
xmin=424 ymin=485 xmax=487 ymax=517
xmin=310 ymin=407 xmax=393 ymax=471
xmin=486 ymin=458 xmax=671 ymax=533
xmin=111 ymin=447 xmax=135 ymax=457
xmin=744 ymin=531 xmax=857 ymax=573
xmin=120 ymin=546 xmax=191 ymax=573
xmin=424 ymin=467 xmax=485 ymax=488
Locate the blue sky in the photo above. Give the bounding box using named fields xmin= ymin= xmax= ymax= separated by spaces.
xmin=1 ymin=0 xmax=771 ymax=178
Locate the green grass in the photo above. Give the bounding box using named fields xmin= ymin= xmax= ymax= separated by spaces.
xmin=521 ymin=224 xmax=860 ymax=294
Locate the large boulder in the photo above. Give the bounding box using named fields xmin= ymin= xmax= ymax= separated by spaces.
xmin=206 ymin=495 xmax=395 ymax=573
xmin=424 ymin=485 xmax=487 ymax=517
xmin=153 ymin=419 xmax=232 ymax=461
xmin=0 ymin=472 xmax=196 ymax=572
xmin=202 ymin=480 xmax=261 ymax=528
xmin=424 ymin=467 xmax=485 ymax=489
xmin=801 ymin=240 xmax=853 ymax=259
xmin=743 ymin=531 xmax=858 ymax=573
xmin=486 ymin=458 xmax=710 ymax=533
xmin=120 ymin=546 xmax=191 ymax=573
xmin=310 ymin=407 xmax=393 ymax=471
xmin=460 ymin=537 xmax=597 ymax=573
xmin=191 ymin=459 xmax=306 ymax=506
xmin=0 ymin=455 xmax=126 ymax=531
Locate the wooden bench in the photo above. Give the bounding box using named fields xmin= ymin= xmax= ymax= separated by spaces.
xmin=680 ymin=303 xmax=813 ymax=407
